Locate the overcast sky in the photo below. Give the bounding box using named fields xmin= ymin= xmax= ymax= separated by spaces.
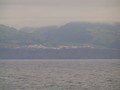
xmin=0 ymin=0 xmax=120 ymax=28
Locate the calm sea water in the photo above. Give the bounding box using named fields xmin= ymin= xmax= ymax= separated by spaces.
xmin=0 ymin=59 xmax=120 ymax=90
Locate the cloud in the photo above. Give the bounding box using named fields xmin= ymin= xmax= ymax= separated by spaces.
xmin=1 ymin=0 xmax=120 ymax=7
xmin=0 ymin=0 xmax=120 ymax=28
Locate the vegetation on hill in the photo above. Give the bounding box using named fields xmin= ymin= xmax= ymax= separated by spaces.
xmin=0 ymin=22 xmax=120 ymax=49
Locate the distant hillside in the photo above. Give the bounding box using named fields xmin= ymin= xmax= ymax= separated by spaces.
xmin=0 ymin=22 xmax=120 ymax=49
xmin=0 ymin=48 xmax=120 ymax=59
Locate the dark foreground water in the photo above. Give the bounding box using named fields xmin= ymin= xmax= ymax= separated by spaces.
xmin=0 ymin=59 xmax=120 ymax=90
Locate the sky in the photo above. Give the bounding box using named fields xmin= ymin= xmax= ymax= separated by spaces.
xmin=0 ymin=0 xmax=120 ymax=28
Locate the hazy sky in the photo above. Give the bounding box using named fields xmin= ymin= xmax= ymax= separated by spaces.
xmin=0 ymin=0 xmax=120 ymax=28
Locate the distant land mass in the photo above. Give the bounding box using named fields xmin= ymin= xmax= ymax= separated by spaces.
xmin=0 ymin=22 xmax=120 ymax=59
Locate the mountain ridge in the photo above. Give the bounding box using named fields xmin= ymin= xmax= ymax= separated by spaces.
xmin=0 ymin=22 xmax=120 ymax=49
